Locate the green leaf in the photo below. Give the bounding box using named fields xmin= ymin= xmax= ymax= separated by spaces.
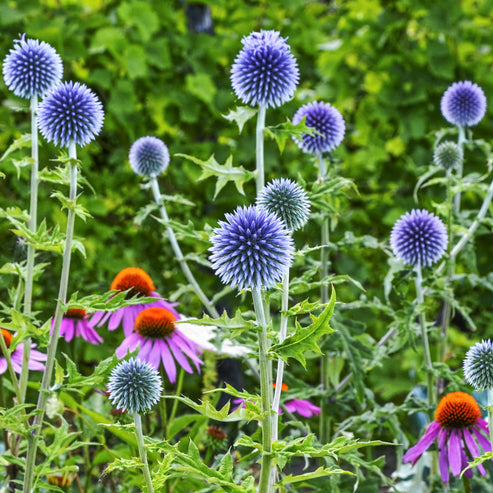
xmin=184 ymin=309 xmax=256 ymax=336
xmin=0 ymin=134 xmax=31 ymax=162
xmin=186 ymin=73 xmax=217 ymax=106
xmin=461 ymin=451 xmax=493 ymax=477
xmin=176 ymin=153 xmax=255 ymax=198
xmin=265 ymin=117 xmax=319 ymax=153
xmin=270 ymin=288 xmax=336 ymax=368
xmin=222 ymin=106 xmax=258 ymax=133
xmin=278 ymin=466 xmax=350 ymax=486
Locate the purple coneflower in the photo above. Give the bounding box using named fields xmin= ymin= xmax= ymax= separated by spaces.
xmin=90 ymin=267 xmax=179 ymax=337
xmin=0 ymin=328 xmax=46 ymax=374
xmin=115 ymin=307 xmax=203 ymax=384
xmin=403 ymin=392 xmax=491 ymax=482
xmin=51 ymin=309 xmax=103 ymax=345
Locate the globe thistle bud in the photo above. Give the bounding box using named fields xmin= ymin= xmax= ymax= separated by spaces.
xmin=231 ymin=30 xmax=299 ymax=108
xmin=433 ymin=141 xmax=463 ymax=171
xmin=292 ymin=101 xmax=345 ymax=154
xmin=37 ymin=81 xmax=104 ymax=148
xmin=107 ymin=358 xmax=162 ymax=414
xmin=209 ymin=205 xmax=294 ymax=291
xmin=464 ymin=340 xmax=493 ymax=391
xmin=257 ymin=178 xmax=310 ymax=232
xmin=3 ymin=34 xmax=63 ymax=99
xmin=441 ymin=81 xmax=487 ymax=127
xmin=390 ymin=209 xmax=448 ymax=267
xmin=129 ymin=136 xmax=170 ymax=177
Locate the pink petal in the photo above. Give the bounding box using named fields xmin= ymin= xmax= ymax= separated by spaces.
xmin=159 ymin=340 xmax=177 ymax=383
xmin=139 ymin=338 xmax=154 ymax=363
xmin=115 ymin=333 xmax=140 ymax=359
xmin=0 ymin=357 xmax=7 ymax=374
xmin=403 ymin=421 xmax=441 ymax=465
xmin=146 ymin=339 xmax=162 ymax=370
xmin=10 ymin=348 xmax=23 ymax=373
xmin=108 ymin=309 xmax=124 ymax=331
xmin=80 ymin=321 xmax=103 ymax=345
xmin=90 ymin=310 xmax=110 ymax=327
xmin=448 ymin=428 xmax=462 ymax=477
xmin=460 ymin=444 xmax=474 ymax=479
xmin=122 ymin=307 xmax=136 ymax=336
xmin=63 ymin=319 xmax=75 ymax=342
xmin=472 ymin=425 xmax=492 ymax=453
xmin=438 ymin=428 xmax=450 ymax=482
xmin=173 ymin=331 xmax=203 ymax=370
xmin=167 ymin=336 xmax=193 ymax=374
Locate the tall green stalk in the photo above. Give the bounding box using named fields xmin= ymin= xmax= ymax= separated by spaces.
xmin=134 ymin=412 xmax=155 ymax=493
xmin=23 ymin=141 xmax=78 ymax=493
xmin=414 ymin=263 xmax=436 ymax=407
xmin=252 ymin=287 xmax=273 ymax=493
xmin=256 ymin=104 xmax=266 ymax=194
xmin=149 ymin=177 xmax=219 ymax=318
xmin=19 ymin=95 xmax=39 ymax=403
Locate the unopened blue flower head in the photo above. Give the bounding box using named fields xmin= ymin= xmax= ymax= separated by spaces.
xmin=209 ymin=205 xmax=294 ymax=290
xmin=129 ymin=136 xmax=170 ymax=177
xmin=108 ymin=358 xmax=162 ymax=414
xmin=433 ymin=141 xmax=463 ymax=171
xmin=231 ymin=30 xmax=299 ymax=108
xmin=3 ymin=34 xmax=63 ymax=99
xmin=441 ymin=81 xmax=487 ymax=127
xmin=292 ymin=101 xmax=345 ymax=154
xmin=257 ymin=178 xmax=310 ymax=232
xmin=390 ymin=209 xmax=448 ymax=267
xmin=463 ymin=340 xmax=493 ymax=391
xmin=37 ymin=81 xmax=104 ymax=148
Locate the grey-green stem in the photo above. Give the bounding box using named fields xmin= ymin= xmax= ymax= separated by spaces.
xmin=20 ymin=95 xmax=39 ymax=402
xmin=256 ymin=104 xmax=266 ymax=194
xmin=23 ymin=141 xmax=78 ymax=493
xmin=414 ymin=263 xmax=436 ymax=406
xmin=252 ymin=287 xmax=273 ymax=493
xmin=453 ymin=125 xmax=466 ymax=212
xmin=149 ymin=177 xmax=219 ymax=318
xmin=134 ymin=412 xmax=155 ymax=493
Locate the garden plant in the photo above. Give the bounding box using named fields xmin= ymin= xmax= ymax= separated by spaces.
xmin=2 ymin=1 xmax=493 ymax=492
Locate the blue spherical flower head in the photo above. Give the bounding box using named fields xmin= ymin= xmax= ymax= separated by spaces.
xmin=209 ymin=205 xmax=294 ymax=290
xmin=37 ymin=81 xmax=104 ymax=148
xmin=441 ymin=81 xmax=487 ymax=127
xmin=108 ymin=358 xmax=163 ymax=414
xmin=292 ymin=101 xmax=345 ymax=154
xmin=433 ymin=141 xmax=463 ymax=171
xmin=129 ymin=136 xmax=170 ymax=177
xmin=231 ymin=30 xmax=299 ymax=108
xmin=3 ymin=34 xmax=63 ymax=99
xmin=390 ymin=209 xmax=448 ymax=267
xmin=464 ymin=340 xmax=493 ymax=391
xmin=257 ymin=178 xmax=310 ymax=232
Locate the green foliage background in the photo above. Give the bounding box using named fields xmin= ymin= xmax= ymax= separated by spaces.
xmin=2 ymin=0 xmax=493 ymax=488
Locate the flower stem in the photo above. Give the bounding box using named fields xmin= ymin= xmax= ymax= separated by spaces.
xmin=19 ymin=96 xmax=39 ymax=403
xmin=256 ymin=104 xmax=266 ymax=194
xmin=317 ymin=152 xmax=331 ymax=443
xmin=453 ymin=125 xmax=466 ymax=212
xmin=149 ymin=177 xmax=219 ymax=318
xmin=23 ymin=141 xmax=78 ymax=493
xmin=272 ymin=269 xmax=289 ymax=442
xmin=134 ymin=412 xmax=154 ymax=493
xmin=488 ymin=387 xmax=493 ymax=452
xmin=167 ymin=367 xmax=184 ymax=434
xmin=414 ymin=264 xmax=436 ymax=406
xmin=252 ymin=287 xmax=273 ymax=493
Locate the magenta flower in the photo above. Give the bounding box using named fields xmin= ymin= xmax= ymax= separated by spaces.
xmin=115 ymin=307 xmax=203 ymax=384
xmin=90 ymin=267 xmax=178 ymax=336
xmin=403 ymin=392 xmax=491 ymax=482
xmin=51 ymin=308 xmax=103 ymax=345
xmin=0 ymin=329 xmax=46 ymax=374
xmin=284 ymin=399 xmax=320 ymax=418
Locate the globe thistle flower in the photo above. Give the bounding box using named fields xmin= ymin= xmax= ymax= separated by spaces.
xmin=51 ymin=309 xmax=103 ymax=345
xmin=37 ymin=81 xmax=104 ymax=147
xmin=390 ymin=209 xmax=448 ymax=267
xmin=433 ymin=141 xmax=463 ymax=171
xmin=403 ymin=392 xmax=491 ymax=482
xmin=441 ymin=81 xmax=487 ymax=127
xmin=107 ymin=357 xmax=162 ymax=414
xmin=257 ymin=178 xmax=310 ymax=232
xmin=129 ymin=136 xmax=170 ymax=178
xmin=3 ymin=34 xmax=63 ymax=99
xmin=115 ymin=307 xmax=203 ymax=384
xmin=209 ymin=205 xmax=294 ymax=291
xmin=0 ymin=328 xmax=46 ymax=374
xmin=292 ymin=101 xmax=345 ymax=154
xmin=464 ymin=340 xmax=493 ymax=391
xmin=231 ymin=30 xmax=299 ymax=108
xmin=90 ymin=267 xmax=179 ymax=337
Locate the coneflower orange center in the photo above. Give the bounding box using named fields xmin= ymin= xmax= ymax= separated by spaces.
xmin=434 ymin=392 xmax=481 ymax=429
xmin=0 ymin=329 xmax=13 ymax=353
xmin=134 ymin=307 xmax=176 ymax=338
xmin=66 ymin=308 xmax=86 ymax=319
xmin=110 ymin=267 xmax=155 ymax=298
